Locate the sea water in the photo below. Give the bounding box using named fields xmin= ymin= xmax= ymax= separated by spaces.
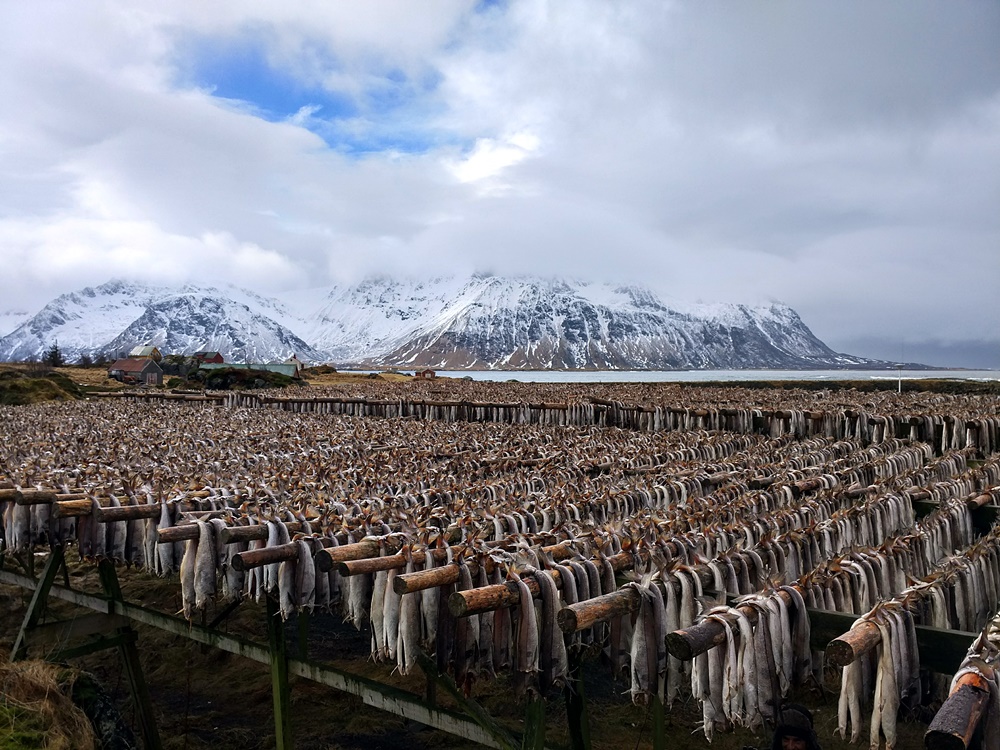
xmin=417 ymin=369 xmax=1000 ymax=383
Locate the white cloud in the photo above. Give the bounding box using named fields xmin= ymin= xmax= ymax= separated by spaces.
xmin=0 ymin=1 xmax=997 ymax=366
xmin=448 ymin=131 xmax=540 ymax=186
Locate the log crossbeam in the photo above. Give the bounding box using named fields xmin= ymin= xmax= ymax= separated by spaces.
xmin=924 ymin=672 xmax=992 ymax=750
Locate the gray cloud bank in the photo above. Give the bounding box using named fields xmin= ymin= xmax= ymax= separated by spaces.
xmin=0 ymin=1 xmax=997 ymax=368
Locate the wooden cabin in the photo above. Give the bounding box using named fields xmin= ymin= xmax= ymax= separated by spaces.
xmin=193 ymin=351 xmax=224 ymax=364
xmin=128 ymin=345 xmax=162 ymax=362
xmin=109 ymin=358 xmax=163 ymax=386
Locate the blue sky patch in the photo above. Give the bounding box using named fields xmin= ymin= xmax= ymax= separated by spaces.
xmin=175 ymin=32 xmax=454 ymax=156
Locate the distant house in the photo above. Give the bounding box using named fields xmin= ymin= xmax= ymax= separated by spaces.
xmin=284 ymin=354 xmax=304 ymax=376
xmin=109 ymin=358 xmax=163 ymax=386
xmin=193 ymin=351 xmax=224 ymax=364
xmin=415 ymin=369 xmax=436 ymax=380
xmin=128 ymin=345 xmax=162 ymax=362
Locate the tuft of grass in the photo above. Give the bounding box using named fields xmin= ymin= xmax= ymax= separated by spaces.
xmin=0 ymin=660 xmax=96 ymax=750
xmin=0 ymin=702 xmax=47 ymax=750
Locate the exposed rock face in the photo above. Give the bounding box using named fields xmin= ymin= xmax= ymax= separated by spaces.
xmin=0 ymin=275 xmax=884 ymax=369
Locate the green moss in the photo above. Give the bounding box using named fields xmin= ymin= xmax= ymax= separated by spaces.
xmin=0 ymin=702 xmax=47 ymax=749
xmin=0 ymin=378 xmax=77 ymax=405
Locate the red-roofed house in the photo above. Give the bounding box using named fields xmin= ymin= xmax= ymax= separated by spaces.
xmin=108 ymin=358 xmax=163 ymax=385
xmin=193 ymin=351 xmax=224 ymax=364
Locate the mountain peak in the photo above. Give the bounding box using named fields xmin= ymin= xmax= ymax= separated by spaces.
xmin=0 ymin=274 xmax=882 ymax=369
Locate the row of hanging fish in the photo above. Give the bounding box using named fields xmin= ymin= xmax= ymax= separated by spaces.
xmin=666 ymin=467 xmax=998 ymax=742
xmin=1 ymin=427 xmax=952 ymax=559
xmin=836 ymin=522 xmax=1000 ymax=749
xmin=210 ymin=385 xmax=1000 ymax=454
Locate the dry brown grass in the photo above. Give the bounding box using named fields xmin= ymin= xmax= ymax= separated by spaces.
xmin=57 ymin=366 xmax=122 ymax=388
xmin=0 ymin=363 xmax=122 ymax=389
xmin=0 ymin=660 xmax=96 ymax=750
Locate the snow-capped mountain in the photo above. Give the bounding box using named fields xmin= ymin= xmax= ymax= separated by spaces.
xmin=0 ymin=275 xmax=884 ymax=369
xmin=0 ymin=280 xmax=316 ymax=363
xmin=316 ymin=275 xmax=873 ymax=369
xmin=102 ymin=295 xmax=322 ymax=363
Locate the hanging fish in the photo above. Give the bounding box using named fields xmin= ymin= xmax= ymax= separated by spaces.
xmin=155 ymin=501 xmax=174 ymax=576
xmin=370 ymin=543 xmax=388 ymax=661
xmin=535 ymin=568 xmax=568 ymax=694
xmin=179 ymin=538 xmax=197 ymax=621
xmin=193 ymin=520 xmax=216 ymax=611
xmin=294 ymin=539 xmax=315 ymax=613
xmin=396 ymin=551 xmax=422 ymax=676
xmin=511 ymin=569 xmax=540 ymax=697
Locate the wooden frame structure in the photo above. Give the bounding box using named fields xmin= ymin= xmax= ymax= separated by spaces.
xmin=3 ymin=544 xmax=988 ymax=750
xmin=0 ymin=547 xmax=557 ymax=750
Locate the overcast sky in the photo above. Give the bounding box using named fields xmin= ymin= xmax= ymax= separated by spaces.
xmin=1 ymin=1 xmax=998 ymax=368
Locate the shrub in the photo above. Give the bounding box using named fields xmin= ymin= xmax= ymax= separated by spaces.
xmin=41 ymin=344 xmax=65 ymax=368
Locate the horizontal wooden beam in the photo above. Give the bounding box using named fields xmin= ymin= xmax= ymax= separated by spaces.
xmin=51 ymin=630 xmax=137 ymax=662
xmin=0 ymin=566 xmax=512 ymax=749
xmin=28 ymin=613 xmax=128 ymax=648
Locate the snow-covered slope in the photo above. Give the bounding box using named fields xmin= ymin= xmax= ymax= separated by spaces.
xmin=102 ymin=294 xmax=322 ymax=363
xmin=0 ymin=280 xmax=316 ymax=362
xmin=349 ymin=275 xmax=871 ymax=369
xmin=0 ymin=274 xmax=884 ymax=369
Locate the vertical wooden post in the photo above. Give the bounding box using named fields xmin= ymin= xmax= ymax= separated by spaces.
xmin=651 ymin=694 xmax=666 ymax=750
xmin=10 ymin=546 xmax=64 ymax=660
xmin=266 ymin=594 xmax=294 ymax=750
xmin=424 ymin=674 xmax=437 ymax=706
xmin=119 ymin=631 xmax=163 ymax=750
xmin=60 ymin=554 xmax=71 ymax=588
xmin=415 ymin=652 xmax=519 ymax=749
xmin=297 ymin=610 xmax=309 ymax=661
xmin=521 ymin=696 xmax=545 ymax=750
xmin=564 ymin=654 xmax=591 ymax=750
xmin=97 ymin=560 xmax=163 ymax=750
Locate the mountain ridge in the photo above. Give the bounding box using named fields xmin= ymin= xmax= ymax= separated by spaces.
xmin=0 ymin=275 xmax=897 ymax=370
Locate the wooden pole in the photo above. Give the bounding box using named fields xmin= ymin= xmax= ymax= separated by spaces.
xmin=95 ymin=503 xmax=162 ymax=523
xmin=395 ymin=562 xmax=463 ymax=594
xmin=522 ymin=695 xmax=546 ymax=750
xmin=666 ymin=588 xmax=797 ymax=661
xmin=651 ymin=694 xmax=666 ymax=750
xmin=267 ymin=593 xmax=294 ymax=750
xmin=452 ymin=579 xmax=526 ymax=616
xmin=52 ymin=499 xmax=94 ymax=518
xmin=337 ymin=552 xmax=407 ymax=576
xmin=10 ymin=546 xmax=65 ymax=661
xmin=826 ymin=620 xmax=881 ymax=667
xmin=232 ymin=542 xmax=301 ymax=572
xmin=925 ymin=672 xmax=991 ymax=750
xmin=564 ymin=652 xmax=592 ymax=750
xmin=218 ymin=521 xmax=306 ymax=544
xmin=558 ymin=588 xmax=641 ymax=634
xmin=448 ymin=549 xmax=642 ymax=617
xmin=98 ymin=559 xmax=163 ymax=750
xmin=12 ymin=490 xmax=58 ymax=504
xmin=314 ymin=538 xmax=382 ymax=571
